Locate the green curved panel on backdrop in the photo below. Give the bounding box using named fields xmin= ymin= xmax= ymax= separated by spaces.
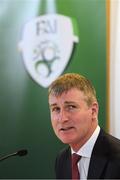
xmin=0 ymin=0 xmax=106 ymax=178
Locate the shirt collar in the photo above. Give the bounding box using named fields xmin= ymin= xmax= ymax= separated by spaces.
xmin=71 ymin=125 xmax=100 ymax=158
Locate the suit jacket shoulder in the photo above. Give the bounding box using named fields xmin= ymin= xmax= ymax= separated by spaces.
xmin=93 ymin=129 xmax=120 ymax=157
xmin=88 ymin=129 xmax=120 ymax=179
xmin=55 ymin=146 xmax=72 ymax=179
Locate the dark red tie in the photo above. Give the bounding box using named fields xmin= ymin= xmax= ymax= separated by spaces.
xmin=72 ymin=153 xmax=81 ymax=179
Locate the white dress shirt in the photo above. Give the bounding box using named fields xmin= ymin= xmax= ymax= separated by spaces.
xmin=71 ymin=125 xmax=100 ymax=180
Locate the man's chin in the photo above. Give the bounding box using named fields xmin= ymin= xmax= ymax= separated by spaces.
xmin=60 ymin=137 xmax=74 ymax=145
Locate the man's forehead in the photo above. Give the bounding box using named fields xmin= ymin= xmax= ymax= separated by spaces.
xmin=49 ymin=89 xmax=85 ymax=106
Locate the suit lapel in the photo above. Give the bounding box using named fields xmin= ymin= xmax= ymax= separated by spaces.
xmin=65 ymin=147 xmax=72 ymax=179
xmin=87 ymin=129 xmax=109 ymax=179
xmin=60 ymin=147 xmax=72 ymax=179
xmin=87 ymin=154 xmax=108 ymax=179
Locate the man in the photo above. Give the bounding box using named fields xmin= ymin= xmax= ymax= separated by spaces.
xmin=48 ymin=73 xmax=120 ymax=179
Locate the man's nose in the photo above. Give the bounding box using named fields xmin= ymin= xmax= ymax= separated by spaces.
xmin=58 ymin=110 xmax=69 ymax=122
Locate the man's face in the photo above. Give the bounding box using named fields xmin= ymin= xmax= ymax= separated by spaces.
xmin=49 ymin=88 xmax=98 ymax=151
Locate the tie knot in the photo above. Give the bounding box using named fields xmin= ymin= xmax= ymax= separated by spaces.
xmin=72 ymin=153 xmax=81 ymax=165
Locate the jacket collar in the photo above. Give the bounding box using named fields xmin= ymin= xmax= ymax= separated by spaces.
xmin=87 ymin=129 xmax=109 ymax=179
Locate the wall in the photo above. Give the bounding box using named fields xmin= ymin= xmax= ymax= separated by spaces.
xmin=109 ymin=0 xmax=120 ymax=139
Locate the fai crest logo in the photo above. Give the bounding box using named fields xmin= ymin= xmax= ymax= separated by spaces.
xmin=19 ymin=14 xmax=79 ymax=88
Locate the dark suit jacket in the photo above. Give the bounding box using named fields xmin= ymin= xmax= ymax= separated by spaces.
xmin=55 ymin=129 xmax=120 ymax=179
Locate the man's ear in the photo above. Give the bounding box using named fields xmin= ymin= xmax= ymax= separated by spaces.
xmin=91 ymin=102 xmax=99 ymax=119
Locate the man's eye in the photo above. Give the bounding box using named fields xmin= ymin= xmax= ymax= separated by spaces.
xmin=52 ymin=107 xmax=60 ymax=112
xmin=68 ymin=105 xmax=76 ymax=110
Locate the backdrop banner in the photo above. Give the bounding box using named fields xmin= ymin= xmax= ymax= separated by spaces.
xmin=0 ymin=0 xmax=106 ymax=178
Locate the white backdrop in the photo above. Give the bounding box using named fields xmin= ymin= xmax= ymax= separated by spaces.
xmin=110 ymin=0 xmax=120 ymax=139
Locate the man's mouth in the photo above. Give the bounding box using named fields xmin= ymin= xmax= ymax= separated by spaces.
xmin=60 ymin=127 xmax=74 ymax=131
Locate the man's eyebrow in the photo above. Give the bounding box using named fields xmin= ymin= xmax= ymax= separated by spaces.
xmin=64 ymin=101 xmax=77 ymax=104
xmin=49 ymin=103 xmax=57 ymax=107
xmin=49 ymin=101 xmax=77 ymax=107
